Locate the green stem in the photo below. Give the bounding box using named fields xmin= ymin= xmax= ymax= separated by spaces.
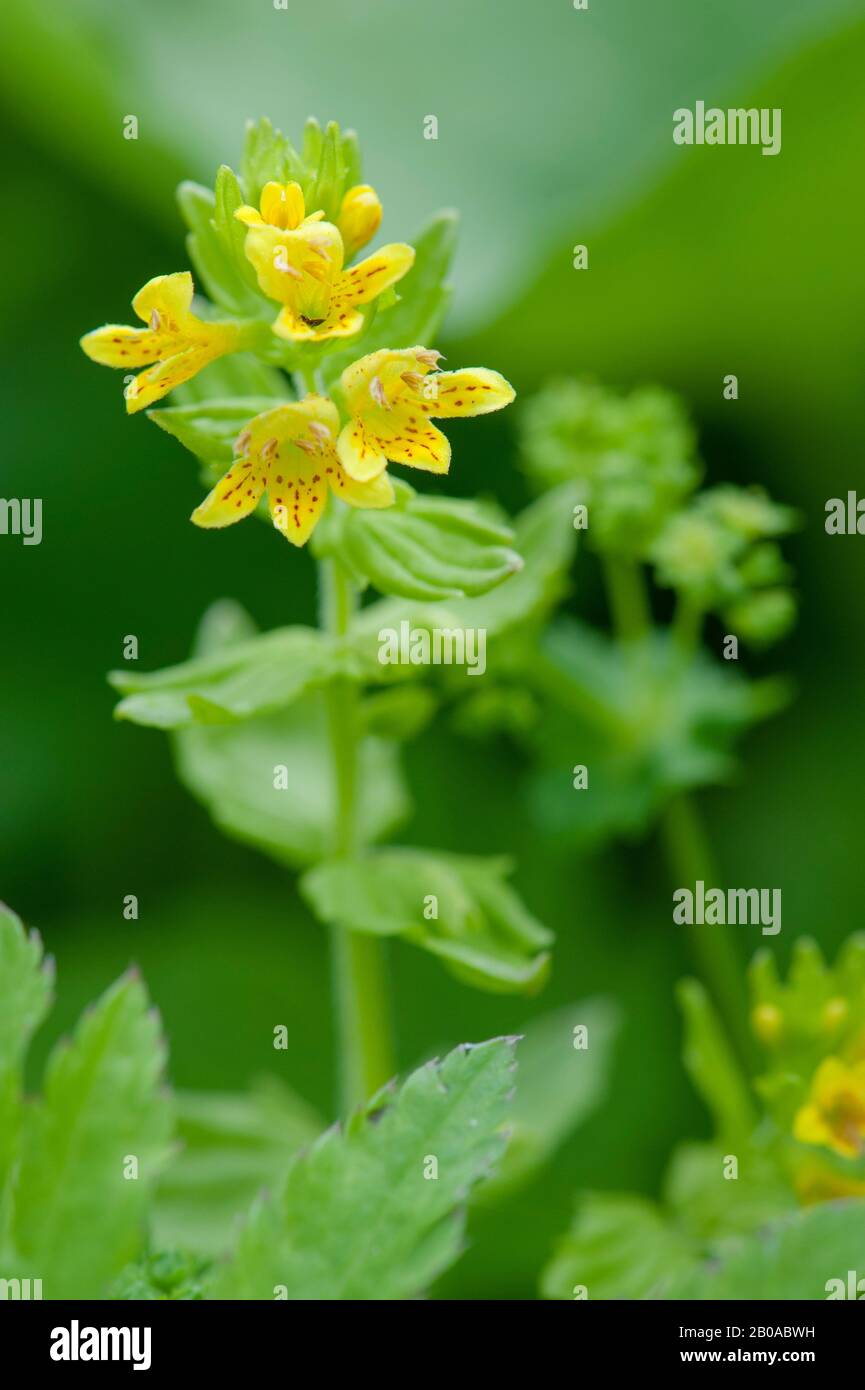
xmin=660 ymin=792 xmax=752 ymax=1068
xmin=319 ymin=553 xmax=396 ymax=1112
xmin=602 ymin=555 xmax=652 ymax=641
xmin=598 ymin=556 xmax=750 ymax=1066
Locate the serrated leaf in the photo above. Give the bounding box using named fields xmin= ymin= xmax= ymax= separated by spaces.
xmin=482 ymin=998 xmax=619 ymax=1199
xmin=217 ymin=1037 xmax=516 ymax=1300
xmin=660 ymin=1200 xmax=865 ymax=1300
xmin=301 ymin=850 xmax=552 ymax=994
xmin=343 ymin=482 xmax=522 ymax=601
xmin=12 ymin=972 xmax=172 ymax=1298
xmin=109 ymin=626 xmax=343 ymax=729
xmin=148 ymin=396 xmax=281 ymax=468
xmin=0 ymin=904 xmax=53 ymax=1200
xmin=541 ymin=1193 xmax=696 ymax=1300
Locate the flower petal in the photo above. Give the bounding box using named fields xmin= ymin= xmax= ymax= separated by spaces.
xmin=192 ymin=460 xmax=266 ymax=528
xmin=336 ymin=418 xmax=388 ymax=482
xmin=334 ymin=243 xmax=415 ymax=309
xmin=426 ymin=368 xmax=516 ymax=418
xmin=79 ymin=325 xmax=161 ymax=368
xmin=132 ymin=272 xmax=194 ymax=326
xmin=125 ymin=346 xmax=212 ymax=414
xmin=334 ymin=467 xmax=395 ymax=510
xmin=378 ymin=418 xmax=451 ymax=474
xmin=273 ymin=305 xmax=364 ymax=342
xmin=268 ymin=466 xmax=327 ymax=547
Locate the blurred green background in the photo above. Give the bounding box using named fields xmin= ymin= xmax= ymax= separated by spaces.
xmin=1 ymin=0 xmax=864 ymax=1297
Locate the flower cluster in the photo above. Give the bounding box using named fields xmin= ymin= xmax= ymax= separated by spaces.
xmin=750 ymin=936 xmax=865 ymax=1200
xmin=80 ymin=118 xmax=514 ymax=546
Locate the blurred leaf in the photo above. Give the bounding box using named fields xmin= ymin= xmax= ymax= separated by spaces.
xmin=218 ymin=1037 xmax=516 ymax=1299
xmin=153 ymin=1080 xmax=323 ymax=1255
xmin=663 ymin=1141 xmax=793 ymax=1244
xmin=360 ymin=684 xmax=439 ymax=740
xmin=149 ymin=396 xmax=279 ymax=467
xmin=109 ymin=626 xmax=344 ymax=729
xmin=541 ymin=1193 xmax=695 ymax=1300
xmin=175 ymin=695 xmax=410 ymax=868
xmin=660 ymin=1200 xmax=865 ymax=1300
xmin=301 ymin=849 xmax=552 ymax=994
xmin=0 ymin=903 xmax=52 ymax=1200
xmin=677 ymin=979 xmax=756 ymax=1143
xmin=111 ymin=1249 xmax=212 ymax=1301
xmin=342 ymin=480 xmax=522 ymax=601
xmin=526 ymin=620 xmax=789 ymax=848
xmin=12 ymin=971 xmax=173 ymax=1298
xmin=482 ymin=998 xmax=620 ymax=1200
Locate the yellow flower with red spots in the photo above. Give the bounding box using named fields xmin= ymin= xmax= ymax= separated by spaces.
xmin=234 ymin=181 xmax=413 ymax=342
xmin=793 ymin=1056 xmax=865 ymax=1159
xmin=336 ymin=347 xmax=516 ymax=482
xmin=192 ymin=395 xmax=394 ymax=547
xmin=80 ymin=272 xmax=241 ymax=414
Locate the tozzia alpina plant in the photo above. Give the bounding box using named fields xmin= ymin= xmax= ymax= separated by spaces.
xmin=80 ymin=115 xmax=547 ymax=1120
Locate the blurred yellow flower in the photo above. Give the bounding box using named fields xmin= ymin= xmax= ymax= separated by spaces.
xmin=336 ymin=347 xmax=516 ymax=481
xmin=80 ymin=272 xmax=240 ymax=414
xmin=192 ymin=395 xmax=394 ymax=547
xmin=235 ymin=181 xmax=412 ymax=342
xmin=793 ymin=1056 xmax=865 ymax=1159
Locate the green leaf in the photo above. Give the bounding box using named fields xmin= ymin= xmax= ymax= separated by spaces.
xmin=541 ymin=1193 xmax=696 ymax=1300
xmin=214 ymin=163 xmax=261 ymax=296
xmin=677 ymin=979 xmax=756 ymax=1143
xmin=660 ymin=1200 xmax=865 ymax=1300
xmin=176 ymin=180 xmax=262 ymax=317
xmin=111 ymin=1249 xmax=212 ymax=1301
xmin=148 ymin=396 xmax=279 ymax=468
xmin=153 ymin=1081 xmax=323 ymax=1256
xmin=526 ymin=620 xmax=789 ymax=848
xmin=301 ymin=850 xmax=552 ymax=994
xmin=109 ymin=626 xmax=344 ymax=729
xmin=12 ymin=971 xmax=173 ymax=1298
xmin=175 ymin=695 xmax=411 ymax=868
xmin=217 ymin=1037 xmax=516 ymax=1299
xmin=240 ymin=116 xmax=306 ymax=211
xmin=482 ymin=999 xmax=619 ymax=1199
xmin=321 ymin=213 xmax=458 ymax=389
xmin=0 ymin=903 xmax=53 ymax=1199
xmin=342 ymin=481 xmax=523 ymax=600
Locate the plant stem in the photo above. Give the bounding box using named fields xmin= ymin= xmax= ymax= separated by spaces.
xmin=598 ymin=555 xmax=750 ymax=1066
xmin=601 ymin=555 xmax=652 ymax=641
xmin=659 ymin=792 xmax=752 ymax=1067
xmin=318 ymin=553 xmax=396 ymax=1113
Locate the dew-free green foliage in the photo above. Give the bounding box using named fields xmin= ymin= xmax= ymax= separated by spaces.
xmin=0 ymin=905 xmax=172 ymax=1299
xmin=301 ymin=851 xmax=552 ymax=994
xmin=217 ymin=1038 xmax=517 ymax=1300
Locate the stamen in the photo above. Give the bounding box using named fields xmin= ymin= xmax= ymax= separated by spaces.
xmin=149 ymin=310 xmax=161 ymax=332
xmin=400 ymin=371 xmax=425 ymax=390
xmin=370 ymin=376 xmax=388 ymax=408
xmin=273 ymin=248 xmax=302 ymax=279
xmin=416 ymin=349 xmax=444 ymax=367
xmin=295 ymin=438 xmax=317 ymax=455
xmin=234 ymin=429 xmax=252 ymax=456
xmin=308 ymin=421 xmax=332 ymax=443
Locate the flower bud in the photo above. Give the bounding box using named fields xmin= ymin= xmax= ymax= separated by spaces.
xmin=338 ymin=184 xmax=382 ymax=259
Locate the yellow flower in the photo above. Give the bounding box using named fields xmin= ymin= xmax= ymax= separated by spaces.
xmin=80 ymin=272 xmax=240 ymax=414
xmin=793 ymin=1056 xmax=865 ymax=1159
xmin=336 ymin=347 xmax=516 ymax=482
xmin=234 ymin=181 xmax=413 ymax=342
xmin=192 ymin=395 xmax=394 ymax=547
xmin=337 ymin=184 xmax=382 ymax=259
